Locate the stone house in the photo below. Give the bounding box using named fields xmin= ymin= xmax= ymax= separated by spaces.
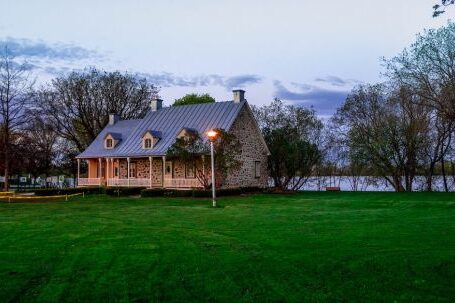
xmin=76 ymin=90 xmax=270 ymax=189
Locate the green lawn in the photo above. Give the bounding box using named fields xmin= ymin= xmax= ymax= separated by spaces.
xmin=0 ymin=192 xmax=454 ymax=302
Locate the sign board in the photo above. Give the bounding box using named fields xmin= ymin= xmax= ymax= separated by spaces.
xmin=20 ymin=177 xmax=27 ymax=183
xmin=59 ymin=175 xmax=65 ymax=183
xmin=0 ymin=176 xmax=4 ymax=182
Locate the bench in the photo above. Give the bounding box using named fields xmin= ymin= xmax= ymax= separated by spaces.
xmin=325 ymin=187 xmax=341 ymax=191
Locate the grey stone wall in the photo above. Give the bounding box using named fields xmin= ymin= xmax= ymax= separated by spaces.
xmin=224 ymin=105 xmax=269 ymax=188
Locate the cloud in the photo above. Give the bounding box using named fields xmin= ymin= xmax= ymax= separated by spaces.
xmin=0 ymin=37 xmax=99 ymax=61
xmin=223 ymin=75 xmax=262 ymax=89
xmin=274 ymin=80 xmax=349 ymax=115
xmin=140 ymin=72 xmax=262 ymax=90
xmin=314 ymin=75 xmax=360 ymax=87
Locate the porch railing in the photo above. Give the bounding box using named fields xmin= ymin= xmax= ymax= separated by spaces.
xmin=164 ymin=178 xmax=202 ymax=188
xmin=107 ymin=178 xmax=151 ymax=187
xmin=104 ymin=178 xmax=201 ymax=188
xmin=78 ymin=178 xmax=101 ymax=186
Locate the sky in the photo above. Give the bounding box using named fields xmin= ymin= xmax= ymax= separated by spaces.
xmin=0 ymin=0 xmax=452 ymax=116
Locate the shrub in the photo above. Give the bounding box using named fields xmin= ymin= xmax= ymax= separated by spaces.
xmin=106 ymin=187 xmax=146 ymax=196
xmin=141 ymin=188 xmax=165 ymax=197
xmin=139 ymin=186 xmax=264 ymax=199
xmin=34 ymin=188 xmax=83 ymax=196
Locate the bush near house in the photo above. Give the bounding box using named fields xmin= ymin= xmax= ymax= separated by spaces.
xmin=140 ymin=188 xmax=166 ymax=197
xmin=140 ymin=187 xmax=263 ymax=198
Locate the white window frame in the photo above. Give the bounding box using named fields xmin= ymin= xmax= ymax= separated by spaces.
xmin=105 ymin=138 xmax=113 ymax=149
xmin=144 ymin=138 xmax=152 ymax=149
xmin=185 ymin=162 xmax=196 ymax=179
xmin=129 ymin=162 xmax=137 ymax=178
xmin=254 ymin=161 xmax=261 ymax=178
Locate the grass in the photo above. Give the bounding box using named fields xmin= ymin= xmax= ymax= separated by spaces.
xmin=0 ymin=192 xmax=454 ymax=302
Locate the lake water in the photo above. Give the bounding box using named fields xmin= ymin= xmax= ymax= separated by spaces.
xmin=293 ymin=176 xmax=454 ymax=192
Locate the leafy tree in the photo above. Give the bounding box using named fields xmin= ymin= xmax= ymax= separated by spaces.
xmin=36 ymin=68 xmax=158 ymax=152
xmin=173 ymin=93 xmax=215 ymax=107
xmin=253 ymin=99 xmax=323 ymax=190
xmin=166 ymin=128 xmax=241 ymax=189
xmin=264 ymin=127 xmax=321 ymax=190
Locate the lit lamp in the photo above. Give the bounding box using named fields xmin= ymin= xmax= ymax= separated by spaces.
xmin=207 ymin=130 xmax=218 ymax=207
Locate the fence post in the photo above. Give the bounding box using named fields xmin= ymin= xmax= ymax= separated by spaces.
xmin=65 ymin=194 xmax=68 ymax=201
xmin=83 ymin=192 xmax=85 ymax=198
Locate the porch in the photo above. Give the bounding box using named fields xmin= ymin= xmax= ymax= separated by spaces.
xmin=76 ymin=156 xmax=206 ymax=189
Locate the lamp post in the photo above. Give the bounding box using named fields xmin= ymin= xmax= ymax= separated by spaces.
xmin=207 ymin=130 xmax=218 ymax=208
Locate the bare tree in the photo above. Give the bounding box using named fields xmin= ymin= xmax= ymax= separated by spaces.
xmin=385 ymin=22 xmax=455 ymax=120
xmin=36 ymin=68 xmax=159 ymax=152
xmin=0 ymin=48 xmax=33 ymax=191
xmin=333 ymin=84 xmax=428 ymax=192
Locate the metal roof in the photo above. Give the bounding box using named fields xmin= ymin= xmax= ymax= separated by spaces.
xmin=76 ymin=100 xmax=246 ymax=158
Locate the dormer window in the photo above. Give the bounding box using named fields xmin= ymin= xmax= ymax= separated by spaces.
xmin=142 ymin=130 xmax=161 ymax=149
xmin=177 ymin=128 xmax=198 ymax=141
xmin=144 ymin=138 xmax=152 ymax=149
xmin=104 ymin=133 xmax=121 ymax=149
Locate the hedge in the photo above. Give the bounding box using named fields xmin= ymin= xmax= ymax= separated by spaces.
xmin=105 ymin=187 xmax=146 ymax=196
xmin=34 ymin=187 xmax=105 ymax=196
xmin=141 ymin=186 xmax=263 ymax=198
xmin=140 ymin=188 xmax=166 ymax=197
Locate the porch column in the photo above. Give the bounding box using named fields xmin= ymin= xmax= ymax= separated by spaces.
xmin=111 ymin=158 xmax=114 ymax=180
xmin=127 ymin=157 xmax=131 ymax=187
xmin=149 ymin=156 xmax=153 ymax=188
xmin=98 ymin=158 xmax=102 ymax=186
xmin=77 ymin=159 xmax=80 ymax=187
xmin=162 ymin=156 xmax=166 ymax=188
xmin=105 ymin=158 xmax=109 ymax=186
xmin=202 ymin=155 xmax=205 ymax=176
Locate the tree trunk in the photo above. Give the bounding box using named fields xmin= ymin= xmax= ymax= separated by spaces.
xmin=3 ymin=136 xmax=9 ymax=191
xmin=441 ymin=157 xmax=448 ymax=192
xmin=426 ymin=164 xmax=435 ymax=191
xmin=393 ymin=175 xmax=404 ymax=192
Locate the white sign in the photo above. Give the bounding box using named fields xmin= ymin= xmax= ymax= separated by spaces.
xmin=0 ymin=176 xmax=4 ymax=182
xmin=20 ymin=177 xmax=27 ymax=183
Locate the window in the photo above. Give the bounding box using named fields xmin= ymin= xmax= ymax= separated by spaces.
xmin=129 ymin=162 xmax=136 ymax=178
xmin=106 ymin=138 xmax=113 ymax=149
xmin=114 ymin=167 xmax=119 ymax=177
xmin=186 ymin=162 xmax=196 ymax=178
xmin=165 ymin=161 xmax=173 ymax=178
xmin=254 ymin=161 xmax=261 ymax=178
xmin=144 ymin=138 xmax=152 ymax=149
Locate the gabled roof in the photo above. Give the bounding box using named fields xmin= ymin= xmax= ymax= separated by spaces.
xmin=104 ymin=132 xmax=122 ymax=140
xmin=76 ymin=101 xmax=246 ymax=158
xmin=142 ymin=130 xmax=162 ymax=138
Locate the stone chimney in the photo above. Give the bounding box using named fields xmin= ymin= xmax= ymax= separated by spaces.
xmin=108 ymin=113 xmax=120 ymax=125
xmin=150 ymin=98 xmax=163 ymax=111
xmin=233 ymin=89 xmax=245 ymax=103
